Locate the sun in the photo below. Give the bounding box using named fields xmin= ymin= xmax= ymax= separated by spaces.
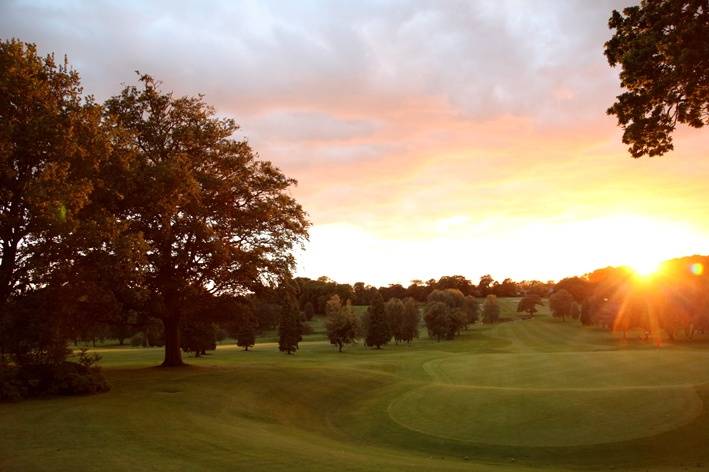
xmin=628 ymin=259 xmax=663 ymax=278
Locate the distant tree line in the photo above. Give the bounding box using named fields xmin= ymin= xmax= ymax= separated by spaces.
xmin=293 ymin=274 xmax=553 ymax=318
xmin=319 ymin=287 xmax=519 ymax=350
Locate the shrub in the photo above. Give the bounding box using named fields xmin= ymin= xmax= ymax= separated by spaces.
xmin=130 ymin=333 xmax=145 ymax=347
xmin=1 ymin=351 xmax=109 ymax=402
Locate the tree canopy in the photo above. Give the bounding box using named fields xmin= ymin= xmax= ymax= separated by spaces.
xmin=0 ymin=39 xmax=117 ymax=365
xmin=103 ymin=75 xmax=309 ymax=365
xmin=0 ymin=39 xmax=310 ymax=374
xmin=605 ymin=0 xmax=708 ymax=157
xmin=325 ymin=296 xmax=359 ymax=352
xmin=482 ymin=295 xmax=501 ymax=324
xmin=549 ymin=289 xmax=578 ymax=322
xmin=517 ymin=294 xmax=544 ymax=318
xmin=364 ymin=294 xmax=390 ymax=349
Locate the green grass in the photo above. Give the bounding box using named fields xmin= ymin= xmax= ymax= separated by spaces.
xmin=2 ymin=299 xmax=709 ymax=471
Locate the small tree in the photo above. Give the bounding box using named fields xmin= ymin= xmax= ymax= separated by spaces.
xmin=425 ymin=289 xmax=468 ymax=339
xmin=400 ymin=298 xmax=420 ymax=343
xmin=424 ymin=301 xmax=453 ymax=341
xmin=549 ymin=289 xmax=576 ymax=322
xmin=181 ymin=317 xmax=217 ymax=357
xmin=463 ymin=296 xmax=479 ymax=326
xmin=180 ymin=290 xmax=224 ymax=357
xmin=325 ymin=299 xmax=359 ymax=352
xmin=278 ymin=294 xmax=303 ymax=355
xmin=385 ymin=298 xmax=406 ymax=343
xmin=482 ymin=295 xmax=500 ymax=324
xmin=451 ymin=308 xmax=468 ymax=335
xmin=517 ymin=294 xmax=543 ymax=319
xmin=364 ymin=293 xmax=390 ymax=349
xmin=231 ymin=305 xmax=258 ymax=351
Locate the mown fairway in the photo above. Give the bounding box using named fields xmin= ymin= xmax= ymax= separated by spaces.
xmin=3 ymin=301 xmax=709 ymax=471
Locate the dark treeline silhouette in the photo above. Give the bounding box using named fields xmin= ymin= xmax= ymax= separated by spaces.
xmin=549 ymin=256 xmax=709 ymax=344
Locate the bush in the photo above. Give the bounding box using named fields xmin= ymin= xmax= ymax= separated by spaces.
xmin=0 ymin=349 xmax=109 ymax=402
xmin=129 ymin=333 xmax=145 ymax=347
xmin=0 ymin=366 xmax=26 ymax=402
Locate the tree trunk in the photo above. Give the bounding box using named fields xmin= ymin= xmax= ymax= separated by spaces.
xmin=161 ymin=317 xmax=184 ymax=367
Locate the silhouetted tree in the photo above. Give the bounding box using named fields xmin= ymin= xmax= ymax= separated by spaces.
xmin=406 ymin=280 xmax=432 ymax=302
xmin=364 ymin=293 xmax=390 ymax=349
xmin=554 ymin=277 xmax=593 ymax=303
xmin=380 ymin=284 xmax=407 ymax=301
xmin=230 ymin=304 xmax=258 ymax=351
xmin=493 ymin=278 xmax=519 ymax=297
xmin=385 ymin=298 xmax=406 ymax=343
xmin=278 ymin=294 xmax=303 ymax=355
xmin=181 ymin=317 xmax=217 ymax=357
xmin=436 ymin=275 xmax=475 ymax=295
xmin=478 ymin=274 xmax=495 ymax=296
xmin=517 ymin=294 xmax=543 ymax=318
xmin=424 ymin=302 xmax=453 ymax=341
xmin=549 ymin=289 xmax=577 ymax=321
xmin=426 ymin=289 xmax=469 ymax=336
xmin=605 ymin=0 xmax=709 ymax=157
xmin=463 ymin=296 xmax=480 ymax=326
xmin=482 ymin=295 xmax=500 ymax=323
xmin=352 ymin=282 xmax=371 ymax=305
xmin=400 ymin=297 xmax=421 ymax=343
xmin=104 ymin=75 xmax=309 ymax=366
xmin=325 ymin=298 xmax=359 ymax=352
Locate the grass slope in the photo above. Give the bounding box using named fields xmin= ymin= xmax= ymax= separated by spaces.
xmin=2 ymin=300 xmax=709 ymax=471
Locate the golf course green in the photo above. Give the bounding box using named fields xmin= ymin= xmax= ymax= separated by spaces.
xmin=2 ymin=301 xmax=709 ymax=471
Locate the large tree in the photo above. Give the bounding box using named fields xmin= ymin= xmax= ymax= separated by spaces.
xmin=103 ymin=75 xmax=309 ymax=366
xmin=605 ymin=0 xmax=708 ymax=157
xmin=0 ymin=39 xmax=117 ymax=363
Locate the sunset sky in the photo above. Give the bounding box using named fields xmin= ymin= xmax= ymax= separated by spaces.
xmin=3 ymin=0 xmax=708 ymax=285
